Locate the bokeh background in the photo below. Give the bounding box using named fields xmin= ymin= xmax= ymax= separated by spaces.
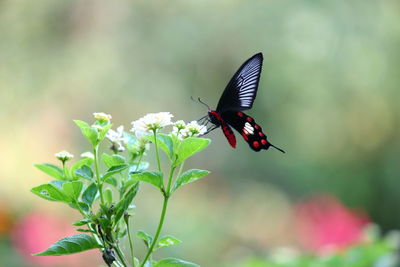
xmin=1 ymin=0 xmax=400 ymax=266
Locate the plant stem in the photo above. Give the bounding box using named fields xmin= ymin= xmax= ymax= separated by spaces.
xmin=62 ymin=161 xmax=68 ymax=179
xmin=140 ymin=166 xmax=176 ymax=267
xmin=113 ymin=243 xmax=128 ymax=267
xmin=140 ymin=197 xmax=169 ymax=267
xmin=153 ymin=130 xmax=162 ymax=172
xmin=126 ymin=217 xmax=135 ymax=266
xmin=93 ymin=146 xmax=105 ymax=205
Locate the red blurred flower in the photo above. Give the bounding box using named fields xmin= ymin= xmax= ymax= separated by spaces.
xmin=12 ymin=212 xmax=101 ymax=267
xmin=295 ymin=195 xmax=369 ymax=253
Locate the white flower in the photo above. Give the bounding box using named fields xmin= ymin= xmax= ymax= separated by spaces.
xmin=55 ymin=150 xmax=74 ymax=162
xmin=80 ymin=152 xmax=94 ymax=159
xmin=172 ymin=120 xmax=186 ymax=137
xmin=131 ymin=112 xmax=174 ymax=134
xmin=93 ymin=112 xmax=112 ymax=123
xmin=181 ymin=121 xmax=207 ymax=138
xmin=106 ymin=125 xmax=128 ymax=152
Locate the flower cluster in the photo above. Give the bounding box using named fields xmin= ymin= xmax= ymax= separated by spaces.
xmin=54 ymin=150 xmax=74 ymax=163
xmin=106 ymin=126 xmax=128 ymax=152
xmin=93 ymin=112 xmax=112 ymax=124
xmin=172 ymin=120 xmax=207 ymax=139
xmin=131 ymin=112 xmax=173 ymax=134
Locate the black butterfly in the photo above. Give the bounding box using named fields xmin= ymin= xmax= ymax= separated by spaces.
xmin=198 ymin=53 xmax=285 ymax=153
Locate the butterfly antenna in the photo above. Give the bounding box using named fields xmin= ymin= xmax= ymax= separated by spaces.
xmin=269 ymin=143 xmax=285 ymax=153
xmin=197 ymin=97 xmax=211 ymax=110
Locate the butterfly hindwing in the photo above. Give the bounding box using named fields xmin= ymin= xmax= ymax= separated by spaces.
xmin=216 ymin=53 xmax=263 ymax=112
xmin=221 ymin=111 xmax=271 ymax=152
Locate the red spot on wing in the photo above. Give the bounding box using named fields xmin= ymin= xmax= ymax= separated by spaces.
xmin=258 ymin=132 xmax=264 ymax=137
xmin=261 ymin=139 xmax=267 ymax=145
xmin=242 ymin=132 xmax=249 ymax=141
xmin=237 ymin=112 xmax=244 ymax=117
xmin=252 ymin=141 xmax=260 ymax=149
xmin=254 ymin=124 xmax=260 ymax=130
xmin=246 ymin=117 xmax=253 ymax=122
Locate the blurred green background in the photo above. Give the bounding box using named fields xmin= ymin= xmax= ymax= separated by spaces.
xmin=1 ymin=0 xmax=400 ymax=266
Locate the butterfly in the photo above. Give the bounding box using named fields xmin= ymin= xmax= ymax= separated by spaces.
xmin=197 ymin=53 xmax=285 ymax=153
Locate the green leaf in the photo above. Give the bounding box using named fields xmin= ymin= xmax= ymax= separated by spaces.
xmin=173 ymin=169 xmax=210 ymax=192
xmin=175 ymin=137 xmax=210 ymax=165
xmin=74 ymin=120 xmax=99 ymax=146
xmin=76 ymin=229 xmax=95 ymax=233
xmin=34 ymin=163 xmax=64 ymax=180
xmin=157 ymin=235 xmax=182 ymax=249
xmin=49 ymin=180 xmax=67 ymax=189
xmin=104 ymin=188 xmax=113 ymax=204
xmin=74 ymin=165 xmax=93 ymax=181
xmin=137 ymin=230 xmax=153 ymax=247
xmin=131 ymin=171 xmax=163 ymax=190
xmin=82 ymin=183 xmax=98 ymax=207
xmin=104 ymin=177 xmax=118 ymax=187
xmin=129 ymin=161 xmax=150 ymax=173
xmin=114 ymin=183 xmax=139 ymax=223
xmin=62 ymin=181 xmax=83 ymax=200
xmin=98 ymin=124 xmax=112 ymax=142
xmin=33 ymin=234 xmax=101 ymax=256
xmin=72 ymin=218 xmax=91 ymax=226
xmin=31 ymin=184 xmax=69 ymax=202
xmin=154 ymin=258 xmax=199 ymax=267
xmin=147 ymin=134 xmax=174 ymax=159
xmin=102 ymin=153 xmax=126 ymax=168
xmin=70 ymin=158 xmax=93 ymax=179
xmin=102 ymin=164 xmax=128 ymax=181
xmin=69 ymin=201 xmax=89 ymax=213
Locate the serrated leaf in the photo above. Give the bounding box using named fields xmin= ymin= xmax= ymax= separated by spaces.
xmin=69 ymin=201 xmax=89 ymax=213
xmin=33 ymin=234 xmax=101 ymax=256
xmin=137 ymin=230 xmax=153 ymax=247
xmin=49 ymin=180 xmax=67 ymax=189
xmin=146 ymin=134 xmax=174 ymax=159
xmin=175 ymin=138 xmax=210 ymax=165
xmin=173 ymin=169 xmax=210 ymax=192
xmin=71 ymin=158 xmax=93 ymax=179
xmin=102 ymin=153 xmax=126 ymax=168
xmin=82 ymin=183 xmax=98 ymax=207
xmin=102 ymin=164 xmax=128 ymax=181
xmin=154 ymin=258 xmax=199 ymax=267
xmin=114 ymin=183 xmax=139 ymax=223
xmin=74 ymin=120 xmax=98 ymax=146
xmin=62 ymin=181 xmax=83 ymax=200
xmin=34 ymin=164 xmax=64 ymax=180
xmin=129 ymin=161 xmax=150 ymax=173
xmin=104 ymin=176 xmax=118 ymax=187
xmin=31 ymin=184 xmax=69 ymax=202
xmin=157 ymin=235 xmax=182 ymax=249
xmin=72 ymin=218 xmax=91 ymax=226
xmin=74 ymin=165 xmax=93 ymax=181
xmin=131 ymin=172 xmax=163 ymax=190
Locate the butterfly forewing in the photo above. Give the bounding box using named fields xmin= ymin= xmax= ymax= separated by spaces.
xmin=216 ymin=53 xmax=263 ymax=112
xmin=221 ymin=111 xmax=271 ymax=151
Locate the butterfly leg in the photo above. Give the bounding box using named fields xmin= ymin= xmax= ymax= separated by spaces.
xmin=200 ymin=124 xmax=219 ymax=136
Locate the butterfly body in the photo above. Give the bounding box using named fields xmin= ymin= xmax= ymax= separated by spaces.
xmin=202 ymin=53 xmax=285 ymax=153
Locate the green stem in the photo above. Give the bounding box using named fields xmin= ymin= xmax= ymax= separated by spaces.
xmin=153 ymin=130 xmax=162 ymax=172
xmin=62 ymin=162 xmax=68 ymax=180
xmin=93 ymin=146 xmax=105 ymax=205
xmin=113 ymin=243 xmax=128 ymax=267
xmin=125 ymin=217 xmax=135 ymax=266
xmin=135 ymin=152 xmax=144 ymax=172
xmin=140 ymin=166 xmax=176 ymax=267
xmin=140 ymin=197 xmax=169 ymax=267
